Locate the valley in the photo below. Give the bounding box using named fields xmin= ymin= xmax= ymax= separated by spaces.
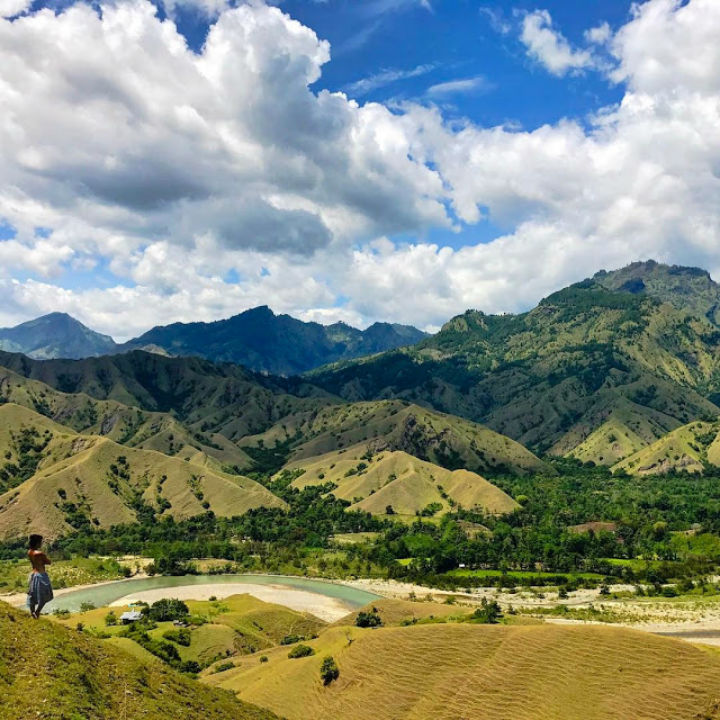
xmin=4 ymin=261 xmax=720 ymax=719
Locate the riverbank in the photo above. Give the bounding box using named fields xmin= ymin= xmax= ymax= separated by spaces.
xmin=108 ymin=582 xmax=353 ymax=622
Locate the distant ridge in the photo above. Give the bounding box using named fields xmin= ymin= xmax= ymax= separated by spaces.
xmin=120 ymin=305 xmax=427 ymax=375
xmin=1 ymin=307 xmax=427 ymax=374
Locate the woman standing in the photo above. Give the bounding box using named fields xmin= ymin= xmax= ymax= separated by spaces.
xmin=27 ymin=534 xmax=53 ymax=619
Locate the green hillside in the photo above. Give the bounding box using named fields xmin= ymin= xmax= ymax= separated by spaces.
xmin=285 ymin=445 xmax=518 ymax=519
xmin=0 ymin=602 xmax=278 ymax=720
xmin=243 ymin=400 xmax=549 ymax=477
xmin=613 ymin=419 xmax=720 ymax=475
xmin=310 ymin=262 xmax=720 ymax=462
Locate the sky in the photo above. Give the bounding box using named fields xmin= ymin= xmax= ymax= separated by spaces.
xmin=0 ymin=0 xmax=719 ymax=339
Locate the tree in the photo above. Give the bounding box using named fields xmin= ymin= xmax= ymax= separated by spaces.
xmin=471 ymin=598 xmax=502 ymax=624
xmin=320 ymin=656 xmax=339 ymax=685
xmin=148 ymin=598 xmax=189 ymax=622
xmin=104 ymin=611 xmax=117 ymax=626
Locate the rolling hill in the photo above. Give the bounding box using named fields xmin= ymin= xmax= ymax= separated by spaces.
xmin=242 ymin=400 xmax=549 ymax=477
xmin=119 ymin=305 xmax=427 ymax=375
xmin=0 ymin=602 xmax=278 ymax=720
xmin=285 ymin=445 xmax=518 ymax=519
xmin=0 ymin=312 xmax=118 ymax=359
xmin=613 ymin=419 xmax=720 ymax=475
xmin=206 ymin=612 xmax=720 ymax=720
xmin=0 ymin=403 xmax=284 ymax=540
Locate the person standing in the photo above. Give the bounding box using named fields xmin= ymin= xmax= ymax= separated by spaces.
xmin=27 ymin=534 xmax=53 ymax=619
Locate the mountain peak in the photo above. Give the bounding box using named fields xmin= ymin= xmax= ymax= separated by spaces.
xmin=593 ymin=260 xmax=720 ymax=324
xmin=0 ymin=313 xmax=117 ymax=360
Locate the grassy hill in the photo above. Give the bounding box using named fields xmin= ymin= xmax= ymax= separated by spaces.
xmin=285 ymin=445 xmax=518 ymax=519
xmin=0 ymin=602 xmax=278 ymax=720
xmin=206 ymin=619 xmax=720 ymax=720
xmin=613 ymin=419 xmax=720 ymax=475
xmin=310 ymin=262 xmax=720 ymax=462
xmin=244 ymin=400 xmax=549 ymax=477
xmin=54 ymin=594 xmax=326 ymax=670
xmin=0 ymin=404 xmax=284 ymax=540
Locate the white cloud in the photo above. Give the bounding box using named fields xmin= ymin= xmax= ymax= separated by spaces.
xmin=345 ymin=63 xmax=436 ymax=96
xmin=520 ymin=9 xmax=596 ymax=76
xmin=427 ymin=76 xmax=492 ymax=97
xmin=0 ymin=0 xmax=30 ymax=18
xmin=1 ymin=0 xmax=720 ymax=341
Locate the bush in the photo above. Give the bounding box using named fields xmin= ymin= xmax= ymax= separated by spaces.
xmin=213 ymin=661 xmax=236 ymax=674
xmin=148 ymin=598 xmax=189 ymax=622
xmin=163 ymin=628 xmax=191 ymax=646
xmin=104 ymin=611 xmax=118 ymax=627
xmin=288 ymin=644 xmax=315 ymax=659
xmin=320 ymin=656 xmax=339 ymax=685
xmin=259 ymin=655 xmax=269 ymax=663
xmin=355 ymin=608 xmax=382 ymax=628
xmin=180 ymin=660 xmax=201 ymax=674
xmin=79 ymin=602 xmax=96 ymax=612
xmin=280 ymin=634 xmax=305 ymax=645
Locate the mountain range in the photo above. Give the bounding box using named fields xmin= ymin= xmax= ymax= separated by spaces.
xmin=0 ymin=306 xmax=426 ymax=375
xmin=3 ymin=260 xmax=720 ymax=539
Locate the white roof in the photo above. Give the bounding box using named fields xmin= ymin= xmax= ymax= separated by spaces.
xmin=120 ymin=611 xmax=143 ymax=620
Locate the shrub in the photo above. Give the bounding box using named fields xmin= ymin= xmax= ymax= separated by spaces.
xmin=355 ymin=608 xmax=382 ymax=628
xmin=79 ymin=602 xmax=96 ymax=612
xmin=163 ymin=628 xmax=191 ymax=646
xmin=213 ymin=661 xmax=235 ymax=674
xmin=104 ymin=611 xmax=118 ymax=627
xmin=288 ymin=644 xmax=315 ymax=659
xmin=259 ymin=655 xmax=269 ymax=663
xmin=320 ymin=656 xmax=339 ymax=685
xmin=280 ymin=634 xmax=305 ymax=645
xmin=180 ymin=660 xmax=201 ymax=674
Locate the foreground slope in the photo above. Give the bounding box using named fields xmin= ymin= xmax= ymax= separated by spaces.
xmin=286 ymin=445 xmax=518 ymax=518
xmin=208 ymin=622 xmax=720 ymax=720
xmin=0 ymin=603 xmax=278 ymax=720
xmin=0 ymin=404 xmax=284 ymax=540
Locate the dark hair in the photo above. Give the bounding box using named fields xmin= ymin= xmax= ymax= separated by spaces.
xmin=28 ymin=534 xmax=43 ymax=550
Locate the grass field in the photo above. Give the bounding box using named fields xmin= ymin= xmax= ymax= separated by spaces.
xmin=207 ymin=620 xmax=720 ymax=720
xmin=52 ymin=593 xmax=327 ymax=671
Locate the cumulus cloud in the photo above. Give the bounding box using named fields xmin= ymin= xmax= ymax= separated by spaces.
xmin=1 ymin=0 xmax=720 ymax=339
xmin=0 ymin=0 xmax=30 ymax=18
xmin=520 ymin=9 xmax=597 ymax=76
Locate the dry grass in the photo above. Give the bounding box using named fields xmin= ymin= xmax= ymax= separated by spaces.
xmin=288 ymin=445 xmax=517 ymax=517
xmin=208 ymin=622 xmax=720 ymax=720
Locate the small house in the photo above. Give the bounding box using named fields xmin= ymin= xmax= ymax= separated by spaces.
xmin=120 ymin=610 xmax=143 ymax=624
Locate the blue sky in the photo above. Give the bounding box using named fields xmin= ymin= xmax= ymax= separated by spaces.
xmin=0 ymin=0 xmax=718 ymax=338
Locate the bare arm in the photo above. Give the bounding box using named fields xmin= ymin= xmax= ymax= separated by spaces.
xmin=42 ymin=553 xmax=51 ymax=565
